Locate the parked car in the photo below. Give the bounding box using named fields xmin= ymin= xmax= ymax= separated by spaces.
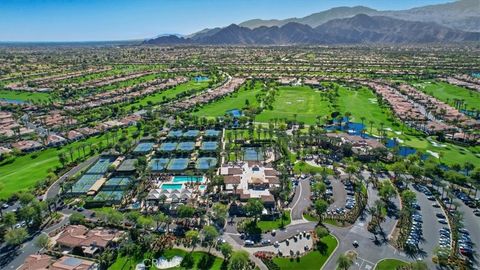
xmin=244 ymin=240 xmax=254 ymax=246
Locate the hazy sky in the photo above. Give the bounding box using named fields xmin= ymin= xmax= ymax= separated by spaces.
xmin=0 ymin=0 xmax=454 ymax=42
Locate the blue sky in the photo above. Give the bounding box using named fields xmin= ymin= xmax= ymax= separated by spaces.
xmin=0 ymin=0 xmax=454 ymax=41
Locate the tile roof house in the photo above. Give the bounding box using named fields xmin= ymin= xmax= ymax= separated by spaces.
xmin=19 ymin=254 xmax=97 ymax=270
xmin=54 ymin=225 xmax=124 ymax=256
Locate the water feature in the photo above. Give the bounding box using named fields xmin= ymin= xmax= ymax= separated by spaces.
xmin=194 ymin=76 xmax=209 ymax=82
xmin=0 ymin=98 xmax=27 ymax=105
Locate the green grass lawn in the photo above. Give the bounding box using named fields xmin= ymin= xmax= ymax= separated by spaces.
xmin=256 ymin=85 xmax=332 ymax=125
xmin=124 ymin=80 xmax=210 ymax=111
xmin=0 ymin=89 xmax=53 ymax=103
xmin=337 ymin=86 xmax=394 ymax=127
xmin=293 ymin=161 xmax=333 ymax=175
xmin=193 ymin=81 xmax=263 ymax=117
xmin=336 ymin=84 xmax=480 ymax=165
xmin=414 ymin=81 xmax=480 ymax=111
xmin=0 ymin=126 xmax=138 ymax=199
xmin=375 ymin=259 xmax=408 ymax=270
xmin=109 ymin=249 xmax=223 ymax=270
xmin=257 ymin=211 xmax=291 ymax=232
xmin=303 ymin=213 xmax=319 ymax=222
xmin=272 ymin=235 xmax=337 ymax=270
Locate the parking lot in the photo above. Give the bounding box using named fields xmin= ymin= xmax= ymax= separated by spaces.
xmin=326 ymin=175 xmax=357 ymax=215
xmin=351 ymin=256 xmax=375 ymax=270
xmin=451 ymin=192 xmax=479 ymax=260
xmin=410 ymin=184 xmax=450 ymax=262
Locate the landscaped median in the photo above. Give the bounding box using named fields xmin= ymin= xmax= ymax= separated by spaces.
xmin=374 ymin=258 xmax=408 ymax=270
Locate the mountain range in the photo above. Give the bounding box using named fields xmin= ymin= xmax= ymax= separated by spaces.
xmin=144 ymin=0 xmax=480 ymax=45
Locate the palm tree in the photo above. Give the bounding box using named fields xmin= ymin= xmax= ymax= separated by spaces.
xmin=337 ymin=254 xmax=353 ymax=270
xmin=369 ymin=120 xmax=375 ymax=135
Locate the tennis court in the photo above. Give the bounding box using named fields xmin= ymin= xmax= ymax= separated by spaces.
xmin=70 ymin=174 xmax=104 ymax=194
xmin=159 ymin=142 xmax=177 ymax=152
xmin=177 ymin=141 xmax=195 ymax=151
xmin=150 ymin=158 xmax=170 ymax=171
xmin=93 ymin=190 xmax=125 ymax=203
xmin=86 ymin=156 xmax=115 ymax=174
xmin=243 ymin=147 xmax=263 ymax=161
xmin=183 ymin=129 xmax=200 ymax=138
xmin=196 ymin=157 xmax=217 ymax=170
xmin=167 ymin=130 xmax=183 ymax=138
xmin=204 ymin=129 xmax=221 ymax=137
xmin=167 ymin=158 xmax=189 ymax=171
xmin=200 ymin=141 xmax=218 ymax=151
xmin=133 ymin=142 xmax=154 ymax=154
xmin=103 ymin=177 xmax=132 ymax=190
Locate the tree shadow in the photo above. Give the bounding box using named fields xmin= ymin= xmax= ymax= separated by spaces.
xmin=316 ymin=240 xmax=328 ymax=255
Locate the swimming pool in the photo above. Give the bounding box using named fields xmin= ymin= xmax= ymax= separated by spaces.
xmin=199 ymin=185 xmax=207 ymax=191
xmin=172 ymin=176 xmax=204 ymax=183
xmin=161 ymin=183 xmax=184 ymax=190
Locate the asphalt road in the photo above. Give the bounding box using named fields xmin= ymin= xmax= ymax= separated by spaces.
xmin=289 ymin=178 xmax=312 ymax=221
xmin=1 ymin=215 xmax=69 ymax=269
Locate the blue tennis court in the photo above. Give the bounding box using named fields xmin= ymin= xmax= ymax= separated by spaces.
xmin=167 ymin=158 xmax=189 ymax=171
xmin=103 ymin=177 xmax=132 ymax=190
xmin=204 ymin=129 xmax=221 ymax=137
xmin=183 ymin=130 xmax=200 ymax=138
xmin=70 ymin=174 xmax=103 ymax=194
xmin=168 ymin=130 xmax=183 ymax=138
xmin=243 ymin=147 xmax=263 ymax=161
xmin=159 ymin=142 xmax=177 ymax=152
xmin=150 ymin=158 xmax=170 ymax=171
xmin=177 ymin=141 xmax=195 ymax=151
xmin=86 ymin=157 xmax=115 ymax=174
xmin=196 ymin=157 xmax=217 ymax=170
xmin=93 ymin=190 xmax=125 ymax=203
xmin=200 ymin=141 xmax=218 ymax=151
xmin=133 ymin=142 xmax=154 ymax=154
